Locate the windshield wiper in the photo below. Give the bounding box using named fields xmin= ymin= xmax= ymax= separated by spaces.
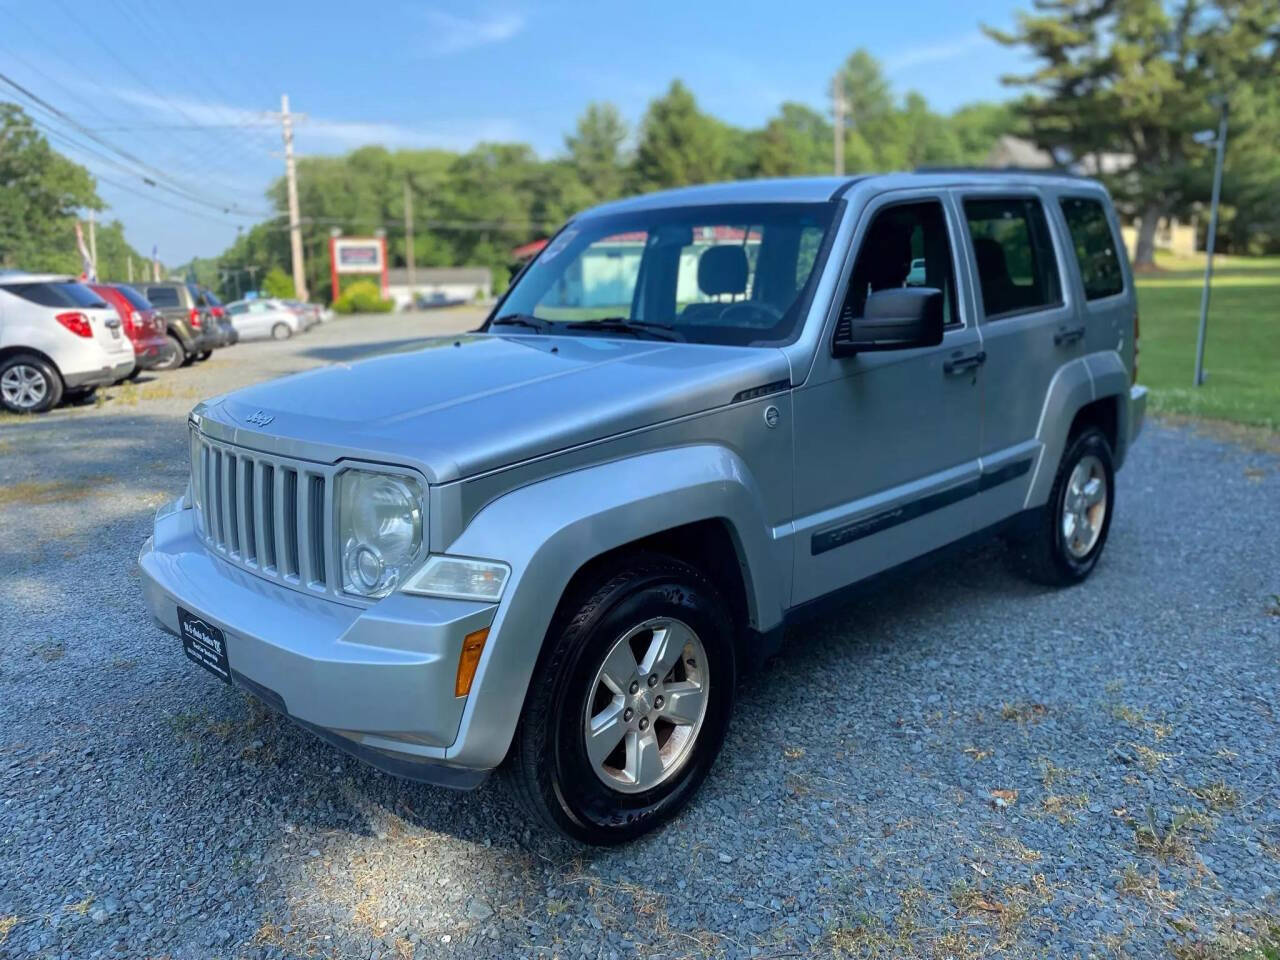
xmin=563 ymin=317 xmax=685 ymax=342
xmin=490 ymin=313 xmax=548 ymax=333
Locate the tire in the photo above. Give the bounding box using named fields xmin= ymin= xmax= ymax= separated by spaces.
xmin=271 ymin=323 xmax=292 ymax=341
xmin=155 ymin=335 xmax=186 ymax=371
xmin=64 ymin=387 xmax=98 ymax=405
xmin=506 ymin=552 xmax=736 ymax=844
xmin=0 ymin=353 xmax=63 ymax=414
xmin=1009 ymin=426 xmax=1116 ymax=586
xmin=195 ymin=350 xmax=212 ymax=362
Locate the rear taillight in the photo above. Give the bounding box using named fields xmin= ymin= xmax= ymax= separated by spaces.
xmin=189 ymin=307 xmax=201 ymax=329
xmin=56 ymin=312 xmax=93 ymax=337
xmin=126 ymin=310 xmax=141 ymax=336
xmin=1132 ymin=310 xmax=1140 ymax=385
xmin=211 ymin=306 xmax=225 ymax=318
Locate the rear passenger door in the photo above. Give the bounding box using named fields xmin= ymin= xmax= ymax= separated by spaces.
xmin=960 ymin=191 xmax=1079 ymax=520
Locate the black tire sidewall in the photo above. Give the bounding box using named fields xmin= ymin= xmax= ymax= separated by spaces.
xmin=1048 ymin=429 xmax=1115 ymax=581
xmin=0 ymin=354 xmax=62 ymax=413
xmin=532 ymin=560 xmax=735 ymax=843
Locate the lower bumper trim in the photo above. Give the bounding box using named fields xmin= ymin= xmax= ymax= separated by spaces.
xmin=230 ymin=669 xmax=490 ymax=791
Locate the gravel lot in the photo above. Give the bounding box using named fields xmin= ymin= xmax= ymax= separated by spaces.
xmin=1 ymin=312 xmax=1277 ymax=959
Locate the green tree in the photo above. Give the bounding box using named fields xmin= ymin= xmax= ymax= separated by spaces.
xmin=262 ymin=266 xmax=295 ymax=299
xmin=987 ymin=0 xmax=1280 ymax=267
xmin=566 ymin=102 xmax=628 ymax=202
xmin=631 ymin=80 xmax=729 ymax=191
xmin=0 ymin=103 xmax=102 ymax=272
xmin=755 ymin=103 xmax=832 ymax=177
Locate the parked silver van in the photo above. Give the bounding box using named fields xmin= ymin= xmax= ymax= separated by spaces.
xmin=140 ymin=172 xmax=1146 ymax=843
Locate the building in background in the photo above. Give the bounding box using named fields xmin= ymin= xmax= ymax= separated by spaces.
xmin=384 ymin=267 xmax=491 ymax=309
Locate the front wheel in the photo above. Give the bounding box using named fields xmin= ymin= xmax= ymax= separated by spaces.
xmin=506 ymin=553 xmax=736 ymax=844
xmin=1009 ymin=426 xmax=1115 ymax=586
xmin=271 ymin=323 xmax=292 ymax=340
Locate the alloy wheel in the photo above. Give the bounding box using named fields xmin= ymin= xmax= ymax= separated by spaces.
xmin=1 ymin=364 xmax=49 ymax=410
xmin=1062 ymin=454 xmax=1107 ymax=558
xmin=583 ymin=617 xmax=709 ymax=794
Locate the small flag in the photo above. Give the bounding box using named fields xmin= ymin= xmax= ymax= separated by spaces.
xmin=75 ymin=221 xmax=96 ymax=282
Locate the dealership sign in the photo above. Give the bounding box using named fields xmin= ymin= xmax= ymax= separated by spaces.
xmin=329 ymin=236 xmax=389 ymax=297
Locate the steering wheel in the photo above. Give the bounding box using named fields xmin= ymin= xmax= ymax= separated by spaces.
xmin=719 ymin=300 xmax=784 ymax=327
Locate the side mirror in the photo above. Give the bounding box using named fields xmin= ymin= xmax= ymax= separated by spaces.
xmin=832 ymin=287 xmax=945 ymax=357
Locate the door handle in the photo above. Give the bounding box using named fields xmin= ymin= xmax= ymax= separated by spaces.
xmin=943 ymin=350 xmax=986 ymax=375
xmin=1054 ymin=324 xmax=1086 ymax=346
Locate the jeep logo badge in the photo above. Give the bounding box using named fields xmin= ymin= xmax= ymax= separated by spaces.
xmin=244 ymin=410 xmax=274 ymax=427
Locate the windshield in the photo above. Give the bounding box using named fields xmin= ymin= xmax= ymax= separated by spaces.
xmin=494 ymin=201 xmax=840 ymax=346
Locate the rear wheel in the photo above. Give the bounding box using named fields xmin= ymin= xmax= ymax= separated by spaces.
xmin=1009 ymin=426 xmax=1115 ymax=586
xmin=271 ymin=322 xmax=292 ymax=340
xmin=0 ymin=354 xmax=62 ymax=413
xmin=194 ymin=350 xmax=212 ymax=362
xmin=154 ymin=335 xmax=185 ymax=371
xmin=506 ymin=553 xmax=736 ymax=844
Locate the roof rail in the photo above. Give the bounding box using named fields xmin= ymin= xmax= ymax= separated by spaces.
xmin=914 ymin=165 xmax=1090 ymax=178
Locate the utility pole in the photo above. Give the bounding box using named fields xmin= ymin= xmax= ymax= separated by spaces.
xmin=127 ymin=255 xmax=133 ymax=283
xmin=88 ymin=211 xmax=97 ymax=280
xmin=279 ymin=94 xmax=308 ymax=302
xmin=1194 ymin=97 xmax=1228 ymax=388
xmin=403 ymin=179 xmax=416 ymax=295
xmin=832 ymin=74 xmax=846 ymax=176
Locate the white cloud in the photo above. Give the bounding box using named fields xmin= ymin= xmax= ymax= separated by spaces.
xmin=93 ymin=84 xmax=524 ymax=152
xmin=414 ymin=8 xmax=525 ymax=56
xmin=884 ymin=32 xmax=992 ymax=73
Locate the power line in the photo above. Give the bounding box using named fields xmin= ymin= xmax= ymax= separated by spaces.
xmin=0 ymin=71 xmax=274 ymax=217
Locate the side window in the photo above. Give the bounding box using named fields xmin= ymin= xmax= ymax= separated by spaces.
xmin=844 ymin=199 xmax=958 ymax=327
xmin=228 ymin=303 xmax=247 ymax=315
xmin=964 ymin=197 xmax=1062 ymax=319
xmin=1059 ymin=197 xmax=1124 ymax=300
xmin=147 ymin=286 xmax=179 ymax=307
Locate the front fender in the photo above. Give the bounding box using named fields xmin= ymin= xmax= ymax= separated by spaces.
xmin=441 ymin=444 xmax=782 ymax=769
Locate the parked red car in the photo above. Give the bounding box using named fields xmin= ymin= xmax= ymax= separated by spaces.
xmin=90 ymin=283 xmax=173 ymax=378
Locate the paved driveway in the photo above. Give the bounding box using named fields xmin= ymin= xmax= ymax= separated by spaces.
xmin=1 ymin=312 xmax=1277 ymax=959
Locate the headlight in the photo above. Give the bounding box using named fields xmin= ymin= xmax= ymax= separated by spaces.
xmin=337 ymin=470 xmax=425 ymax=598
xmin=401 ymin=556 xmax=509 ymax=602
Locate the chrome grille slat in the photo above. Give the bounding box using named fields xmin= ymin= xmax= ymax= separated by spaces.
xmin=191 ymin=432 xmax=336 ymax=599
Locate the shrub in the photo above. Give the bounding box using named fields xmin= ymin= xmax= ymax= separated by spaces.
xmin=262 ymin=266 xmax=295 ymax=299
xmin=333 ymin=279 xmax=394 ymax=314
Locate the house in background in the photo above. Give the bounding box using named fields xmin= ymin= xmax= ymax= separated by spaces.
xmin=384 ymin=267 xmax=491 ymax=310
xmin=984 ymin=136 xmax=1199 ymax=259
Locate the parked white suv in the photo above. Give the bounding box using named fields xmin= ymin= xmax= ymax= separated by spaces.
xmin=0 ymin=274 xmax=135 ymax=413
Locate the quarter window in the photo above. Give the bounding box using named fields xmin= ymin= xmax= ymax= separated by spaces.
xmin=1060 ymin=197 xmax=1124 ymax=300
xmin=964 ymin=197 xmax=1062 ymax=319
xmin=843 ymin=199 xmax=959 ymax=327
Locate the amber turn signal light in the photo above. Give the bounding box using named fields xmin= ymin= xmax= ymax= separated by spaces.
xmin=454 ymin=627 xmax=490 ymax=698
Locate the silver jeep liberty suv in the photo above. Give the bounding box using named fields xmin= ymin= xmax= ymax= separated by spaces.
xmin=140 ymin=171 xmax=1146 ymax=844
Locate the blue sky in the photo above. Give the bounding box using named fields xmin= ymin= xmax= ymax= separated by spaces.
xmin=3 ymin=0 xmax=1034 ymax=263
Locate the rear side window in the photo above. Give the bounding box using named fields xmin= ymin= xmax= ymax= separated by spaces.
xmin=3 ymin=282 xmax=108 ymax=308
xmin=114 ymin=285 xmax=152 ymax=310
xmin=1059 ymin=197 xmax=1124 ymax=300
xmin=146 ymin=286 xmax=180 ymax=307
xmin=964 ymin=197 xmax=1062 ymax=319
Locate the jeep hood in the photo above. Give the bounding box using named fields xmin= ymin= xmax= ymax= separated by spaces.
xmin=195 ymin=333 xmax=791 ymax=483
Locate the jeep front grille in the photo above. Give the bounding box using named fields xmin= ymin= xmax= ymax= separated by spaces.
xmin=190 ymin=431 xmax=335 ymax=596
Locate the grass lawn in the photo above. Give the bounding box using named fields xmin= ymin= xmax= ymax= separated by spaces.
xmin=1135 ymin=254 xmax=1280 ymax=429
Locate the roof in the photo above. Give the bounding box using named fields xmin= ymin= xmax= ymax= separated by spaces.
xmin=0 ymin=273 xmax=74 ymax=285
xmin=578 ymin=170 xmax=1104 ymax=219
xmin=385 ymin=266 xmax=492 ymax=286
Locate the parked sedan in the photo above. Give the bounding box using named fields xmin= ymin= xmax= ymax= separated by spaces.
xmin=225 ymin=299 xmax=304 ymax=340
xmin=89 ymin=283 xmax=173 ymax=377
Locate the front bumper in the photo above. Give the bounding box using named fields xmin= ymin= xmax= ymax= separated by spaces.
xmin=1128 ymin=384 xmax=1148 ymax=446
xmin=139 ymin=503 xmax=498 ymax=788
xmin=64 ymin=354 xmax=135 ymax=389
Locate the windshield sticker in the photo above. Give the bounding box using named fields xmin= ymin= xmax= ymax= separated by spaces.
xmin=541 ymin=229 xmax=578 ymax=261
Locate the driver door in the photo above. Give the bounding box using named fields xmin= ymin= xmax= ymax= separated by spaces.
xmin=790 ymin=192 xmax=985 ymax=604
